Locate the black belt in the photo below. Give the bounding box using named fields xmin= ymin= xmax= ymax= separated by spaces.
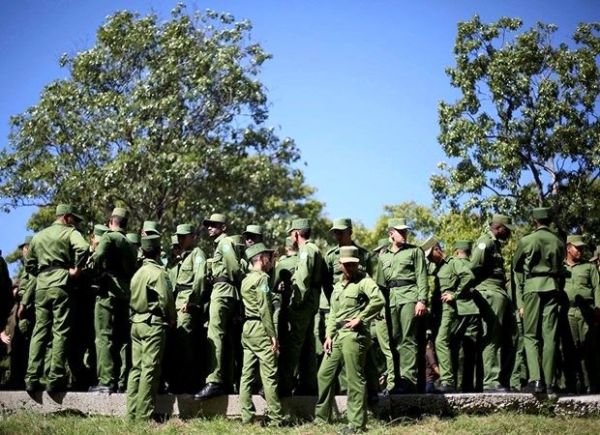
xmin=388 ymin=279 xmax=415 ymax=288
xmin=527 ymin=272 xmax=558 ymax=278
xmin=38 ymin=265 xmax=67 ymax=274
xmin=175 ymin=284 xmax=192 ymax=292
xmin=245 ymin=316 xmax=261 ymax=322
xmin=214 ymin=277 xmax=233 ymax=284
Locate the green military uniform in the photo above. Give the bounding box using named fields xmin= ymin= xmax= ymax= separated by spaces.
xmin=469 ymin=215 xmax=514 ymax=391
xmin=376 ymin=219 xmax=429 ymax=390
xmin=315 ymin=246 xmax=384 ymax=432
xmin=512 ymin=208 xmax=565 ymax=391
xmin=171 ymin=224 xmax=207 ymax=392
xmin=204 ymin=214 xmax=242 ymax=389
xmin=270 ymin=240 xmax=298 ymax=340
xmin=562 ymin=235 xmax=600 ymax=393
xmin=422 ymin=237 xmax=478 ymax=391
xmin=126 ymin=235 xmax=176 ymax=420
xmin=279 ymin=218 xmax=324 ymax=396
xmin=92 ymin=208 xmax=138 ymax=391
xmin=239 ymin=243 xmax=284 ymax=425
xmin=24 ymin=204 xmax=89 ymax=391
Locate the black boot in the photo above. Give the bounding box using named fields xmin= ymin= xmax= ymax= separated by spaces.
xmin=193 ymin=383 xmax=225 ymax=400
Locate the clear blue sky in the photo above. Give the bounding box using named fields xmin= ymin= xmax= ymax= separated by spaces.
xmin=1 ymin=0 xmax=599 ymax=265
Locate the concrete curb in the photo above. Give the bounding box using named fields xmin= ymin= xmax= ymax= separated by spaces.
xmin=0 ymin=391 xmax=598 ymax=418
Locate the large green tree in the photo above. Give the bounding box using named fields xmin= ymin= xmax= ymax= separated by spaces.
xmin=0 ymin=5 xmax=323 ymax=243
xmin=431 ymin=16 xmax=600 ymax=236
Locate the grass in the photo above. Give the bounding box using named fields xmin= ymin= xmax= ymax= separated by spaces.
xmin=1 ymin=413 xmax=600 ymax=435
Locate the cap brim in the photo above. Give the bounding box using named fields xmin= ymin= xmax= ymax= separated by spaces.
xmin=339 ymin=257 xmax=360 ymax=263
xmin=389 ymin=225 xmax=410 ymax=231
xmin=176 ymin=231 xmax=192 ymax=236
xmin=330 ymin=226 xmax=350 ymax=231
xmin=73 ymin=213 xmax=84 ymax=222
xmin=203 ymin=220 xmax=224 ymax=226
xmin=570 ymin=241 xmax=586 ymax=247
xmin=243 ymin=231 xmax=261 ymax=236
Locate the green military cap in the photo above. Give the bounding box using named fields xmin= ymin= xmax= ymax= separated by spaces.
xmin=491 ymin=214 xmax=515 ymax=231
xmin=171 ymin=235 xmax=179 ymax=246
xmin=175 ymin=223 xmax=195 ymax=235
xmin=330 ymin=218 xmax=352 ymax=231
xmin=126 ymin=233 xmax=140 ymax=245
xmin=454 ymin=240 xmax=472 ymax=251
xmin=287 ymin=218 xmax=310 ymax=233
xmin=374 ymin=237 xmax=390 ymax=252
xmin=94 ymin=224 xmax=109 ymax=237
xmin=142 ymin=220 xmax=160 ymax=236
xmin=243 ymin=224 xmax=264 ymax=236
xmin=339 ymin=246 xmax=360 ymax=263
xmin=388 ymin=218 xmax=410 ymax=231
xmin=141 ymin=234 xmax=161 ymax=251
xmin=203 ymin=213 xmax=227 ymax=226
xmin=532 ymin=207 xmax=551 ymax=220
xmin=111 ymin=207 xmax=128 ymax=218
xmin=421 ymin=236 xmax=439 ymax=258
xmin=55 ymin=203 xmax=83 ymax=221
xmin=590 ymin=245 xmax=600 ymax=262
xmin=245 ymin=242 xmax=274 ymax=260
xmin=18 ymin=235 xmax=33 ymax=249
xmin=567 ymin=234 xmax=586 ymax=247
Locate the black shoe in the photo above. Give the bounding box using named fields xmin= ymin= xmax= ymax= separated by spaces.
xmin=483 ymin=385 xmax=509 ymax=393
xmin=437 ymin=383 xmax=457 ymax=394
xmin=193 ymin=383 xmax=225 ymax=400
xmin=521 ymin=381 xmax=545 ymax=394
xmin=89 ymin=385 xmax=114 ymax=394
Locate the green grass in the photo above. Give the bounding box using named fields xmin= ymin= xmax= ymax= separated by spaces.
xmin=2 ymin=413 xmax=600 ymax=435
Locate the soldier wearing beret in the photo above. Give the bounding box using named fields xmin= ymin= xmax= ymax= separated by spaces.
xmin=24 ymin=204 xmax=89 ymax=392
xmin=89 ymin=207 xmax=138 ymax=393
xmin=126 ymin=235 xmax=176 ymax=420
xmin=561 ymin=235 xmax=600 ymax=393
xmin=513 ymin=207 xmax=565 ymax=394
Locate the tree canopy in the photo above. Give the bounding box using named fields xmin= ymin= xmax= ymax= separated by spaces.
xmin=431 ymin=16 xmax=600 ymax=237
xmin=0 ymin=5 xmax=324 ymax=243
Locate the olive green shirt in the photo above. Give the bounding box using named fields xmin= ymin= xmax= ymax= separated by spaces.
xmin=469 ymin=231 xmax=507 ymax=294
xmin=512 ymin=226 xmax=565 ymax=308
xmin=271 ymin=253 xmax=298 ymax=325
xmin=174 ymin=246 xmax=207 ymax=309
xmin=25 ymin=222 xmax=89 ymax=291
xmin=241 ymin=268 xmax=277 ymax=339
xmin=326 ymin=272 xmax=384 ymax=338
xmin=291 ymin=240 xmax=325 ymax=312
xmin=209 ymin=233 xmax=241 ymax=299
xmin=376 ymin=244 xmax=429 ymax=305
xmin=321 ymin=243 xmax=372 ymax=310
xmin=563 ymin=261 xmax=600 ymax=308
xmin=92 ymin=229 xmax=138 ymax=300
xmin=433 ymin=256 xmax=478 ymax=316
xmin=130 ymin=258 xmax=176 ymax=326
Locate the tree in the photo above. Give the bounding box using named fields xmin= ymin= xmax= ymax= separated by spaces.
xmin=431 ymin=16 xmax=600 ymax=236
xmin=0 ymin=5 xmax=323 ymax=246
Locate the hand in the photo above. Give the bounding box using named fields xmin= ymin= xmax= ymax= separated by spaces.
xmin=343 ymin=318 xmax=362 ymax=330
xmin=415 ymin=301 xmax=427 ymax=317
xmin=270 ymin=337 xmax=279 ymax=354
xmin=68 ymin=267 xmax=81 ymax=278
xmin=181 ymin=303 xmax=189 ymax=313
xmin=0 ymin=331 xmax=10 ymax=345
xmin=441 ymin=292 xmax=454 ymax=303
xmin=323 ymin=336 xmax=333 ymax=355
xmin=519 ymin=308 xmax=524 ymax=318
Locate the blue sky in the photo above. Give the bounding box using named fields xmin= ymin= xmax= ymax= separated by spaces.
xmin=1 ymin=0 xmax=599 ymax=264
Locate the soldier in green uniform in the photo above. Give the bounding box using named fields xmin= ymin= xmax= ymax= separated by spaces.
xmin=279 ymin=218 xmax=324 ymax=396
xmin=272 ymin=238 xmax=298 ymax=339
xmin=127 ymin=234 xmax=176 ymax=420
xmin=238 ymin=243 xmax=284 ymax=426
xmin=512 ymin=207 xmax=564 ymax=394
xmin=243 ymin=225 xmax=264 ymax=248
xmin=126 ymin=233 xmax=143 ymax=269
xmin=315 ymin=246 xmax=384 ymax=433
xmin=170 ymin=224 xmax=207 ymax=393
xmin=90 ymin=207 xmax=138 ymax=393
xmin=376 ymin=218 xmax=429 ymax=393
xmin=141 ymin=221 xmax=161 ymax=236
xmin=24 ymin=204 xmax=89 ymax=392
xmin=562 ymin=235 xmax=600 ymax=393
xmin=469 ymin=214 xmax=514 ymax=392
xmin=421 ymin=237 xmax=477 ymax=393
xmin=195 ymin=213 xmax=242 ymax=399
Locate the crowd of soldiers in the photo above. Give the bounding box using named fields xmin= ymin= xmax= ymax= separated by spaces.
xmin=1 ymin=204 xmax=599 ymax=432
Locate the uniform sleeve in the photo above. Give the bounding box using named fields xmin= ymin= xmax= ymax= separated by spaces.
xmin=257 ymin=276 xmax=277 ymax=339
xmin=590 ymin=265 xmax=600 ymax=309
xmin=24 ymin=238 xmax=38 ymax=276
xmin=221 ymin=239 xmax=241 ymax=283
xmin=322 ymin=252 xmax=335 ymax=304
xmin=469 ymin=238 xmax=488 ymax=284
xmin=357 ymin=278 xmax=385 ymax=324
xmin=192 ymin=248 xmax=207 ymax=303
xmin=452 ymin=258 xmax=476 ymax=298
xmin=19 ymin=272 xmax=36 ymax=308
xmin=292 ymin=245 xmax=313 ymax=304
xmin=325 ymin=287 xmax=338 ymax=339
xmin=157 ymin=271 xmax=176 ymax=325
xmin=414 ymin=248 xmax=429 ymax=302
xmin=512 ymin=240 xmax=526 ymax=309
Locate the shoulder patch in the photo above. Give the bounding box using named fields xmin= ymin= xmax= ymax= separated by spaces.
xmin=260 ymin=282 xmax=270 ymax=293
xmin=222 ymin=244 xmax=231 ymax=253
xmin=195 ymin=255 xmax=204 ymax=265
xmin=477 ymin=242 xmax=487 ymax=250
